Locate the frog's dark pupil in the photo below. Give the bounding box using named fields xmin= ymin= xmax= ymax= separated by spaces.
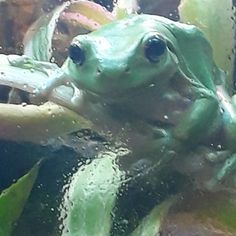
xmin=68 ymin=44 xmax=85 ymax=65
xmin=145 ymin=36 xmax=166 ymax=62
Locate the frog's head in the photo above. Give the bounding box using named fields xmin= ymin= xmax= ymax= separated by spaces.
xmin=64 ymin=15 xmax=216 ymax=100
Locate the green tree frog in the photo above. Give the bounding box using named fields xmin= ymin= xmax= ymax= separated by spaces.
xmin=36 ymin=14 xmax=236 ymax=189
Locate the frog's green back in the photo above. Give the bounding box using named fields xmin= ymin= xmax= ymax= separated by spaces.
xmin=162 ymin=19 xmax=218 ymax=91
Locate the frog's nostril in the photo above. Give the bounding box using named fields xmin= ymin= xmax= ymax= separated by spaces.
xmin=97 ymin=67 xmax=102 ymax=74
xmin=96 ymin=67 xmax=102 ymax=77
xmin=68 ymin=44 xmax=85 ymax=65
xmin=95 ymin=61 xmax=129 ymax=79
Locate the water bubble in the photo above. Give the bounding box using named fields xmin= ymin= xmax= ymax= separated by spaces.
xmin=50 ymin=57 xmax=55 ymax=63
xmin=220 ymin=107 xmax=225 ymax=114
xmin=163 ymin=115 xmax=169 ymax=120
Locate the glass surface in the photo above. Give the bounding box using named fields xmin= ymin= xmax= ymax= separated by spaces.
xmin=0 ymin=1 xmax=235 ymax=235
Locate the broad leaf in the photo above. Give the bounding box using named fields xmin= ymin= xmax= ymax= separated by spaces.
xmin=24 ymin=1 xmax=115 ymax=62
xmin=61 ymin=150 xmax=127 ymax=236
xmin=0 ymin=161 xmax=41 ymax=236
xmin=179 ymin=0 xmax=235 ymax=91
xmin=131 ymin=197 xmax=176 ymax=236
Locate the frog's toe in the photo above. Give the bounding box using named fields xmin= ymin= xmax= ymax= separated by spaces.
xmin=206 ymin=154 xmax=236 ymax=191
xmin=32 ymin=86 xmax=50 ymax=102
xmin=216 ymin=154 xmax=236 ymax=181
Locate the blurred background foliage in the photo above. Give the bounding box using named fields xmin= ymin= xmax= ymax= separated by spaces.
xmin=0 ymin=0 xmax=180 ymax=56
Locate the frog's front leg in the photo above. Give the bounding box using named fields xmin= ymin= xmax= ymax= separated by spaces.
xmin=215 ymin=154 xmax=236 ymax=181
xmin=205 ymin=153 xmax=236 ymax=191
xmin=38 ymin=70 xmax=70 ymax=97
xmin=173 ymin=90 xmax=236 ymax=190
xmin=36 ymin=70 xmax=85 ymax=111
xmin=8 ymin=55 xmax=69 ymax=98
xmin=173 ymin=96 xmax=219 ymax=145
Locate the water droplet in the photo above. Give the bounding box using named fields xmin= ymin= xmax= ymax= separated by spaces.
xmin=220 ymin=107 xmax=225 ymax=114
xmin=163 ymin=115 xmax=169 ymax=120
xmin=50 ymin=56 xmax=55 ymax=63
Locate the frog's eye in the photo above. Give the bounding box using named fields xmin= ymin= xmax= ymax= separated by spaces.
xmin=68 ymin=44 xmax=85 ymax=65
xmin=144 ymin=36 xmax=166 ymax=63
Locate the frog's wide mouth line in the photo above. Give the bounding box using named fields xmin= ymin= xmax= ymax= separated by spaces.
xmin=83 ymin=86 xmax=148 ymax=102
xmin=79 ymin=76 xmax=164 ymax=102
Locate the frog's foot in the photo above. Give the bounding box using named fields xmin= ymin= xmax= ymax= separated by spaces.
xmin=34 ymin=70 xmax=69 ymax=98
xmin=70 ymin=83 xmax=84 ymax=108
xmin=8 ymin=55 xmax=60 ymax=74
xmin=34 ymin=74 xmax=84 ymax=112
xmin=206 ymin=153 xmax=236 ymax=191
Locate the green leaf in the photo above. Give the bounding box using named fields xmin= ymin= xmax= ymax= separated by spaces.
xmin=178 ymin=0 xmax=235 ymax=91
xmin=61 ymin=150 xmax=127 ymax=236
xmin=24 ymin=4 xmax=67 ymax=61
xmin=23 ymin=1 xmax=115 ymax=62
xmin=131 ymin=197 xmax=176 ymax=236
xmin=0 ymin=161 xmax=41 ymax=236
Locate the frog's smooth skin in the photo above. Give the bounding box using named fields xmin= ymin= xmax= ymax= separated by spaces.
xmin=38 ymin=15 xmax=236 ymax=190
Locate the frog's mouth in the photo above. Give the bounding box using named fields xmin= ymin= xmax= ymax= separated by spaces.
xmin=79 ymin=77 xmax=176 ymax=105
xmin=76 ymin=78 xmax=162 ymax=103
